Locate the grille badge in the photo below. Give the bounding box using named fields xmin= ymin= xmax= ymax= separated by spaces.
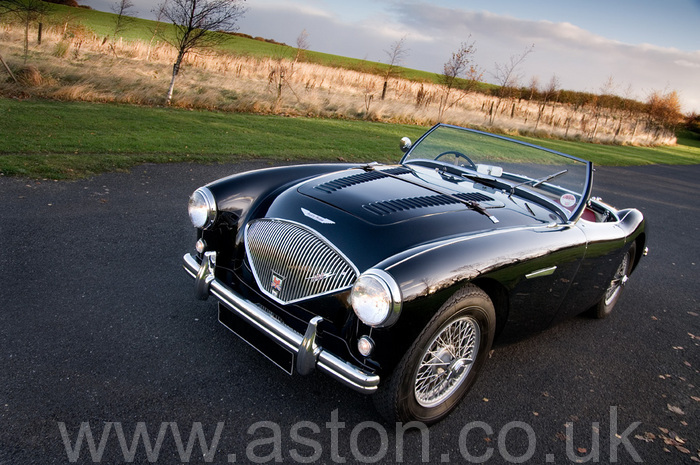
xmin=270 ymin=273 xmax=284 ymax=297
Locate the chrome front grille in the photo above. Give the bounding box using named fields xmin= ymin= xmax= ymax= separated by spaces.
xmin=245 ymin=219 xmax=358 ymax=304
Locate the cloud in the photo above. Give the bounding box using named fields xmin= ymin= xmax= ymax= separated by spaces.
xmin=383 ymin=2 xmax=699 ymax=112
xmin=674 ymin=59 xmax=700 ymax=69
xmin=239 ymin=1 xmax=421 ymax=62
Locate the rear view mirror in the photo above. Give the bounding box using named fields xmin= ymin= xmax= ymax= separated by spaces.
xmin=476 ymin=164 xmax=503 ymax=177
xmin=399 ymin=137 xmax=412 ymax=153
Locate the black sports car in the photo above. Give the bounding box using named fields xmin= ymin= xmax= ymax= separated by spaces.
xmin=183 ymin=123 xmax=647 ymax=424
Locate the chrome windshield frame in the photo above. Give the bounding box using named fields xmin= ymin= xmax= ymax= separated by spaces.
xmin=400 ymin=124 xmax=593 ymax=224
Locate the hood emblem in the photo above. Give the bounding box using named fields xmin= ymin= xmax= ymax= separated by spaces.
xmin=301 ymin=208 xmax=335 ymax=225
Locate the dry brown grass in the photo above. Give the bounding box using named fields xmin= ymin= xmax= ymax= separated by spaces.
xmin=0 ymin=21 xmax=675 ymax=146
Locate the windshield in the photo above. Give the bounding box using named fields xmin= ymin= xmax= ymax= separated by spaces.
xmin=401 ymin=124 xmax=592 ymax=222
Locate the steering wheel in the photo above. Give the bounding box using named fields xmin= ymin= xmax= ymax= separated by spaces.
xmin=435 ymin=151 xmax=476 ymax=170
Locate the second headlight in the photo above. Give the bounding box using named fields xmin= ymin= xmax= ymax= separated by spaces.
xmin=188 ymin=187 xmax=217 ymax=229
xmin=350 ymin=269 xmax=402 ymax=327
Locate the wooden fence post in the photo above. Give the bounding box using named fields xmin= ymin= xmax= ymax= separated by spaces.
xmin=0 ymin=52 xmax=18 ymax=83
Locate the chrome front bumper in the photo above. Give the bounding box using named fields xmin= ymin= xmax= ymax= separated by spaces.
xmin=183 ymin=253 xmax=380 ymax=394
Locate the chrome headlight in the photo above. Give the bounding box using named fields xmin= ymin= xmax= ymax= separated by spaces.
xmin=350 ymin=269 xmax=402 ymax=327
xmin=188 ymin=187 xmax=217 ymax=229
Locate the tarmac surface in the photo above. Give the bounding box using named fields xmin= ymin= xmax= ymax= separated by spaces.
xmin=1 ymin=162 xmax=698 ymax=464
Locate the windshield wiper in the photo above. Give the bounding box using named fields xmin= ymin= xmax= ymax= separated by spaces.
xmin=460 ymin=172 xmax=506 ymax=190
xmin=509 ymin=169 xmax=568 ymax=197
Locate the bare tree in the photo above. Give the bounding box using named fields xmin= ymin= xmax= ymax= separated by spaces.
xmin=109 ymin=0 xmax=137 ymax=56
xmin=437 ymin=39 xmax=481 ymax=120
xmin=589 ymin=76 xmax=616 ymax=139
xmin=147 ymin=1 xmax=169 ymax=61
xmin=111 ymin=0 xmax=136 ymax=37
xmin=489 ymin=44 xmax=534 ymax=124
xmin=268 ymin=49 xmax=301 ymax=110
xmin=527 ymin=75 xmax=539 ymax=101
xmin=535 ymin=74 xmax=559 ymax=130
xmin=267 ymin=29 xmax=308 ymax=109
xmin=160 ymin=0 xmax=246 ymax=105
xmin=381 ymin=35 xmax=408 ymax=100
xmin=613 ymin=83 xmax=636 ymax=142
xmin=1 ymin=0 xmax=50 ymax=62
xmin=294 ymin=28 xmax=309 ymax=63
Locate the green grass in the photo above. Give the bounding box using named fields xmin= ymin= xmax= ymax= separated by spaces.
xmin=513 ymin=131 xmax=700 ymax=165
xmin=1 ymin=99 xmax=698 ymax=180
xmin=0 ymin=99 xmax=426 ymax=179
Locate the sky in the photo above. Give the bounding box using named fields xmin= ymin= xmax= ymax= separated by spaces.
xmin=81 ymin=0 xmax=700 ymax=113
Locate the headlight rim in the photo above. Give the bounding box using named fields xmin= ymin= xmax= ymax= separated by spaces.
xmin=351 ymin=268 xmax=402 ymax=328
xmin=188 ymin=187 xmax=217 ymax=229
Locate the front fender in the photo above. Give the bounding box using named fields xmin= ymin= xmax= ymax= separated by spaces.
xmin=381 ymin=225 xmax=586 ymax=304
xmin=205 ymin=163 xmax=360 ymax=230
xmin=366 ymin=224 xmax=588 ymax=372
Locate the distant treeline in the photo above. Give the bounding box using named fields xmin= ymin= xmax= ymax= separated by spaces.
xmin=220 ymin=31 xmax=289 ymax=48
xmin=45 ymin=0 xmax=91 ymax=9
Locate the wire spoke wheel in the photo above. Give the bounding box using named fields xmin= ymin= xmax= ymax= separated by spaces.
xmin=413 ymin=315 xmax=481 ymax=408
xmin=604 ymin=252 xmax=630 ymax=306
xmin=373 ymin=284 xmax=495 ymax=424
xmin=590 ymin=243 xmax=636 ymax=319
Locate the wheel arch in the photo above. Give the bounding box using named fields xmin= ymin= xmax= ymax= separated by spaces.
xmin=471 ymin=277 xmax=510 ymax=339
xmin=631 ymin=232 xmax=646 ymax=274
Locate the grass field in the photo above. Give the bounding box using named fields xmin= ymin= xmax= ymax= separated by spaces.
xmin=2 ymin=4 xmax=676 ymax=148
xmin=40 ymin=3 xmax=457 ymax=86
xmin=1 ymin=99 xmax=698 ymax=179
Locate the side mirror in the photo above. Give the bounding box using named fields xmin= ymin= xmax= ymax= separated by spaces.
xmin=399 ymin=137 xmax=412 ymax=153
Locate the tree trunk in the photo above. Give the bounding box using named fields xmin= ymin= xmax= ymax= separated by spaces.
xmin=381 ymin=80 xmax=388 ymax=100
xmin=166 ymin=52 xmax=186 ymax=105
xmin=24 ymin=17 xmax=30 ymax=63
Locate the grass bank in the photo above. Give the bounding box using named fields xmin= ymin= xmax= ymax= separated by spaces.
xmin=1 ymin=99 xmax=698 ymax=179
xmin=0 ymin=6 xmax=673 ymax=146
xmin=41 ymin=3 xmax=450 ymax=85
xmin=0 ymin=99 xmax=426 ymax=178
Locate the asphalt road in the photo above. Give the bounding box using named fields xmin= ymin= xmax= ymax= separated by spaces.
xmin=1 ymin=162 xmax=698 ymax=464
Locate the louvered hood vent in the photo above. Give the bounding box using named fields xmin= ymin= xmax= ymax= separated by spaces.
xmin=363 ymin=192 xmax=495 ymax=216
xmin=315 ymin=167 xmax=412 ymax=193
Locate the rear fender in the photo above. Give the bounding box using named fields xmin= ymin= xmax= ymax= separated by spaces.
xmin=617 ymin=208 xmax=646 ymax=272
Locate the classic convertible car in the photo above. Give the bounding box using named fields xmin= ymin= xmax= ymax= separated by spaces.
xmin=183 ymin=124 xmax=646 ymax=424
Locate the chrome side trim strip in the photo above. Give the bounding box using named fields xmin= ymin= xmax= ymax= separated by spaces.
xmin=525 ymin=266 xmax=558 ymax=279
xmin=183 ymin=253 xmax=379 ymax=394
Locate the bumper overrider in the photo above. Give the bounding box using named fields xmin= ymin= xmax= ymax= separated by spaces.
xmin=182 ymin=252 xmax=380 ymax=393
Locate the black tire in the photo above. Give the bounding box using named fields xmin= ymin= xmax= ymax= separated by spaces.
xmin=590 ymin=242 xmax=636 ymax=319
xmin=373 ymin=284 xmax=496 ymax=425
